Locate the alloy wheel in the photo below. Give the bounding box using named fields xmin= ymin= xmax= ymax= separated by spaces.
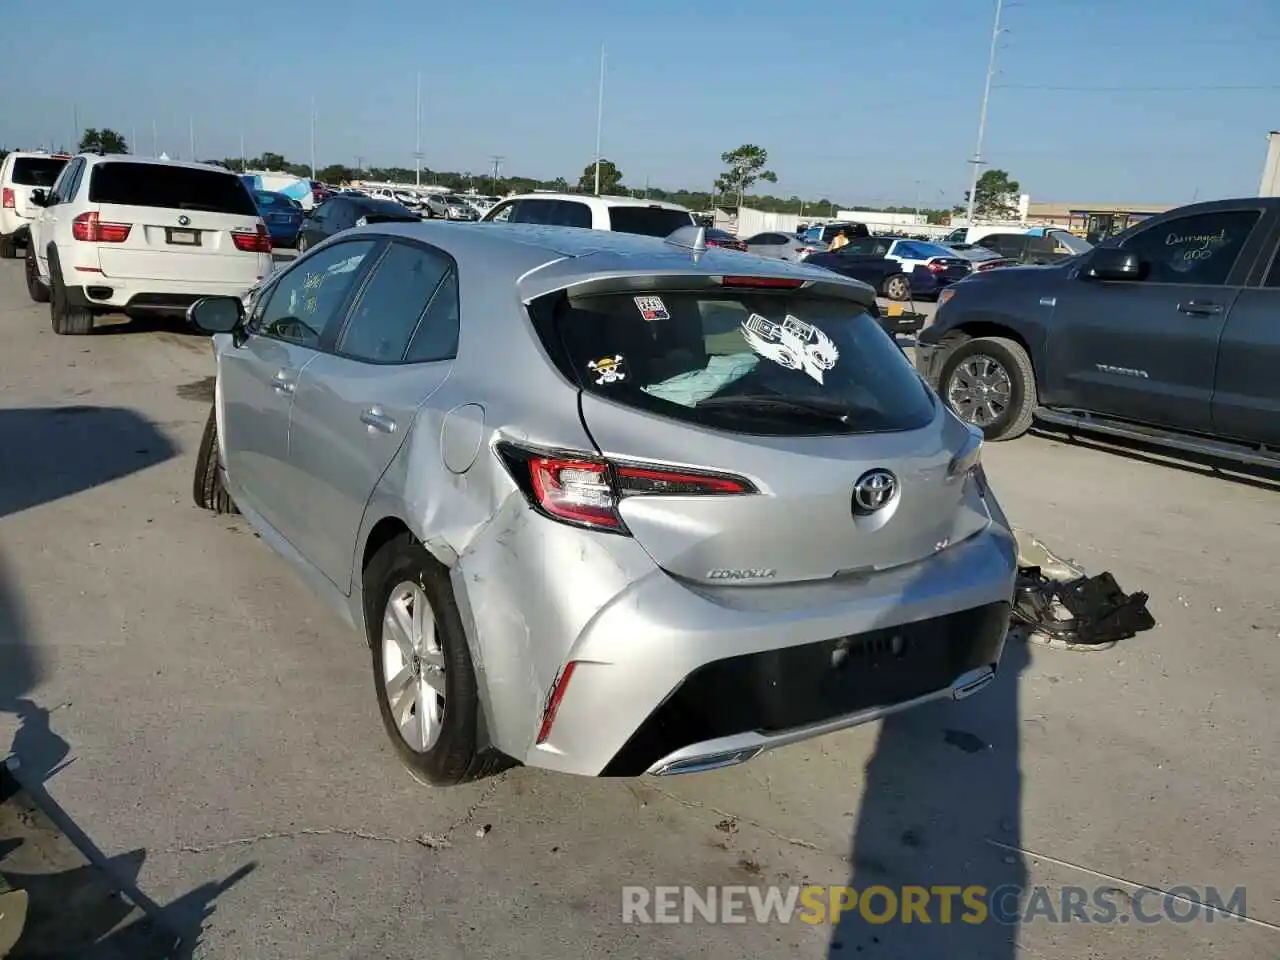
xmin=946 ymin=354 xmax=1013 ymax=428
xmin=381 ymin=581 xmax=446 ymax=752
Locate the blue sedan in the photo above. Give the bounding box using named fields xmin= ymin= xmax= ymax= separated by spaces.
xmin=252 ymin=190 xmax=304 ymax=248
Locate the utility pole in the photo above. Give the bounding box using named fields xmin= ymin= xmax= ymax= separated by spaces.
xmin=240 ymin=131 xmax=246 ymax=172
xmin=415 ymin=72 xmax=423 ymax=188
xmin=593 ymin=43 xmax=606 ymax=195
xmin=131 ymin=126 xmax=137 ymax=156
xmin=965 ymin=0 xmax=1005 ymax=227
xmin=309 ymin=97 xmax=317 ymax=179
xmin=73 ymin=105 xmax=79 ymax=152
xmin=189 ymin=116 xmax=196 ymax=161
xmin=490 ymin=155 xmax=504 ymax=195
xmin=355 ymin=156 xmax=364 ymax=177
xmin=644 ymin=174 xmax=649 ymax=199
xmin=152 ymin=119 xmax=158 ymax=158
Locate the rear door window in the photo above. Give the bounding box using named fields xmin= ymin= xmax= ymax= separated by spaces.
xmin=542 ymin=290 xmax=935 ymax=436
xmin=89 ymin=163 xmax=258 ymax=215
xmin=10 ymin=157 xmax=68 ymax=187
xmin=336 ymin=241 xmax=455 ymax=364
xmin=509 ymin=199 xmax=592 ymax=228
xmin=607 ymin=206 xmax=695 ymax=237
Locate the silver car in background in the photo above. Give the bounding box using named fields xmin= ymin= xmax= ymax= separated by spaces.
xmin=744 ymin=230 xmax=829 ymax=262
xmin=187 ymin=222 xmax=1017 ymax=786
xmin=424 ymin=193 xmax=477 ymax=221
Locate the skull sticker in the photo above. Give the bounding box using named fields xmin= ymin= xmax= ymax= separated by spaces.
xmin=587 ymin=355 xmax=627 ymax=385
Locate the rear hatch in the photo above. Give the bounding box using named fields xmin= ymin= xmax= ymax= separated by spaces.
xmin=532 ymin=280 xmax=991 ymax=585
xmin=88 ymin=162 xmax=267 ymax=282
xmin=5 ymin=155 xmax=69 ymax=220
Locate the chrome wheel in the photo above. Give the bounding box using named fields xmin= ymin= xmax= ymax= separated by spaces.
xmin=947 ymin=354 xmax=1012 ymax=428
xmin=381 ymin=581 xmax=446 ymax=753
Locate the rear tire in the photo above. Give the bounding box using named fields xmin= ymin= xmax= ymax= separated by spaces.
xmin=883 ymin=274 xmax=910 ymax=301
xmin=939 ymin=335 xmax=1037 ymax=441
xmin=296 ymin=233 xmax=309 ymax=253
xmin=25 ymin=245 xmax=49 ymax=303
xmin=192 ymin=406 xmax=239 ymax=514
xmin=0 ymin=234 xmax=17 ymax=259
xmin=48 ymin=255 xmax=94 ymax=335
xmin=365 ymin=535 xmax=504 ymax=787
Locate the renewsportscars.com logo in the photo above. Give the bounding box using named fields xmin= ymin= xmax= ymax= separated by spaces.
xmin=621 ymin=884 xmax=1254 ymax=926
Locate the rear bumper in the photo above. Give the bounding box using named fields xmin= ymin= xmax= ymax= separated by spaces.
xmin=68 ymin=276 xmax=265 ymax=313
xmin=525 ymin=521 xmax=1017 ymax=777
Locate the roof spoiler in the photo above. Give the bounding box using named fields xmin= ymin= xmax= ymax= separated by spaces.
xmin=664 ymin=225 xmax=707 ymax=254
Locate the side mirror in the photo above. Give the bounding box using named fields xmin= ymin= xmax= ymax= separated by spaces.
xmin=187 ymin=296 xmax=244 ymax=335
xmin=1084 ymin=247 xmax=1141 ymax=281
xmin=29 ymin=189 xmax=47 ymax=207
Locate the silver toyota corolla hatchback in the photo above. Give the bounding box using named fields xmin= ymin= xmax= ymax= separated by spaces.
xmin=187 ymin=221 xmax=1017 ymax=786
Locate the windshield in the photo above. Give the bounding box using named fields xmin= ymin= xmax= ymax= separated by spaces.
xmin=607 ymin=206 xmax=696 ymax=237
xmin=544 ymin=290 xmax=935 ymax=436
xmin=1050 ymin=231 xmax=1093 ymax=255
xmin=10 ymin=156 xmax=68 ymax=187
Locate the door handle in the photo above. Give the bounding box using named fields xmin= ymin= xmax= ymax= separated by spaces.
xmin=1177 ymin=301 xmax=1222 ymax=316
xmin=271 ymin=370 xmax=296 ymax=394
xmin=361 ymin=407 xmax=397 ymax=434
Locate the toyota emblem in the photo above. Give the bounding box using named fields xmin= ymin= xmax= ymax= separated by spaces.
xmin=178 ymin=215 xmax=191 ymax=226
xmin=852 ymin=469 xmax=898 ymax=515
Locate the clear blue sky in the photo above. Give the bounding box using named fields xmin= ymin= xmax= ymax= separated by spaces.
xmin=2 ymin=0 xmax=1276 ymax=207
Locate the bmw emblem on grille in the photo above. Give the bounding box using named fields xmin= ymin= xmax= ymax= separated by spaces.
xmin=852 ymin=469 xmax=898 ymax=515
xmin=178 ymin=215 xmax=191 ymax=226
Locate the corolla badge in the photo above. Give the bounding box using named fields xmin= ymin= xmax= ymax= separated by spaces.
xmin=177 ymin=215 xmax=191 ymax=226
xmin=852 ymin=469 xmax=898 ymax=515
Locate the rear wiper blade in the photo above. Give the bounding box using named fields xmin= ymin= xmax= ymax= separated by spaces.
xmin=696 ymin=394 xmax=860 ymax=424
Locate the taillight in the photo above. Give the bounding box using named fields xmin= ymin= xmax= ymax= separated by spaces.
xmin=719 ymin=275 xmax=807 ymax=289
xmin=1 ymin=188 xmax=13 ymax=209
xmin=927 ymin=261 xmax=948 ymax=274
xmin=232 ymin=223 xmax=272 ymax=253
xmin=71 ymin=212 xmax=131 ymax=243
xmin=498 ymin=444 xmax=755 ymax=533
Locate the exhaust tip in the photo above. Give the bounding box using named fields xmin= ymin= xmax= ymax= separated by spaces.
xmin=650 ymin=747 xmax=761 ymax=777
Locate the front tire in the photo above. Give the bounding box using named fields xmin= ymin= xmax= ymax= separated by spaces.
xmin=365 ymin=535 xmax=500 ymax=787
xmin=939 ymin=335 xmax=1037 ymax=440
xmin=192 ymin=407 xmax=238 ymax=514
xmin=883 ymin=274 xmax=910 ymax=301
xmin=48 ymin=255 xmax=94 ymax=335
xmin=25 ymin=245 xmax=49 ymax=303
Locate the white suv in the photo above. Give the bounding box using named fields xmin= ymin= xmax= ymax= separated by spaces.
xmin=25 ymin=154 xmax=274 ymax=335
xmin=0 ymin=151 xmax=71 ymax=259
xmin=480 ymin=193 xmax=694 ymax=236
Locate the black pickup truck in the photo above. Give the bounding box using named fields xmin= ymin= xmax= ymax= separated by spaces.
xmin=914 ymin=198 xmax=1280 ymax=467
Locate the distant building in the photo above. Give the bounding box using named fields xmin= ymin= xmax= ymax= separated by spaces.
xmin=1025 ymin=201 xmax=1175 ymax=241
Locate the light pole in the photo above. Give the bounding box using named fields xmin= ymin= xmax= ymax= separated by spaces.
xmin=593 ymin=43 xmax=606 ymax=195
xmin=415 ymin=72 xmax=423 ymax=188
xmin=309 ymin=97 xmax=317 ymax=179
xmin=490 ymin=155 xmax=504 ymax=195
xmin=189 ymin=116 xmax=196 ymax=161
xmin=151 ymin=119 xmax=158 ymax=159
xmin=964 ymin=0 xmax=1005 ymax=227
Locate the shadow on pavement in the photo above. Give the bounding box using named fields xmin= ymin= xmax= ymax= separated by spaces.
xmin=91 ymin=315 xmax=207 ymax=338
xmin=831 ymin=528 xmax=1029 ymax=958
xmin=0 ymin=406 xmax=178 ymax=520
xmin=0 ymin=411 xmax=253 ymax=957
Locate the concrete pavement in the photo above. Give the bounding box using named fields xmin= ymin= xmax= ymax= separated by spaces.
xmin=0 ymin=261 xmax=1276 ymax=959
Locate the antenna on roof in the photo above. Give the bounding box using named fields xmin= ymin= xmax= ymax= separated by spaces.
xmin=664 ymin=225 xmax=707 ymax=255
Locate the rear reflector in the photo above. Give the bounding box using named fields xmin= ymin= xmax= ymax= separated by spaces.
xmin=71 ymin=211 xmax=131 ymax=243
xmin=719 ymin=275 xmax=806 ymax=289
xmin=232 ymin=223 xmax=272 ymax=253
xmin=536 ymin=661 xmax=578 ymax=744
xmin=1 ymin=188 xmax=13 ymax=209
xmin=498 ymin=443 xmax=756 ymax=533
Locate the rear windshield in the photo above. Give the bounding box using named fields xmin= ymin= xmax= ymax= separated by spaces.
xmin=88 ymin=163 xmax=258 ymax=215
xmin=542 ymin=290 xmax=935 ymax=436
xmin=9 ymin=157 xmax=67 ymax=187
xmin=355 ymin=199 xmax=419 ymax=220
xmin=607 ymin=206 xmax=695 ymax=237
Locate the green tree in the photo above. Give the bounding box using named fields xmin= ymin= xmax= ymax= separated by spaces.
xmin=78 ymin=128 xmax=128 ymax=154
xmin=579 ymin=159 xmax=623 ymax=194
xmin=716 ymin=144 xmax=777 ymax=207
xmin=965 ymin=169 xmax=1021 ymax=220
